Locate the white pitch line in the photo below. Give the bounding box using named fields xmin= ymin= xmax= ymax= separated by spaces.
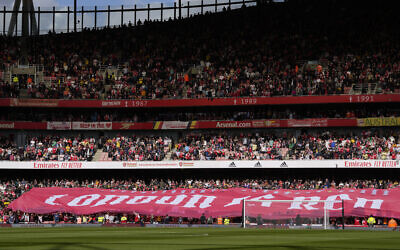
xmin=181 ymin=233 xmax=209 ymax=237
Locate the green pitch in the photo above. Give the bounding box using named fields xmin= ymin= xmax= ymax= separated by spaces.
xmin=0 ymin=227 xmax=399 ymax=250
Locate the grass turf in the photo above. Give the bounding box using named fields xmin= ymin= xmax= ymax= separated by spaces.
xmin=0 ymin=227 xmax=399 ymax=250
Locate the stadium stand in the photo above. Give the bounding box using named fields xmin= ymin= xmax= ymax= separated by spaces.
xmin=1 ymin=130 xmax=400 ymax=161
xmin=0 ymin=135 xmax=96 ymax=161
xmin=172 ymin=131 xmax=400 ymax=160
xmin=1 ymin=2 xmax=400 ymax=100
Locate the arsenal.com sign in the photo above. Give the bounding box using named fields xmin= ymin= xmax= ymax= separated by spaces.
xmin=0 ymin=160 xmax=399 ymax=169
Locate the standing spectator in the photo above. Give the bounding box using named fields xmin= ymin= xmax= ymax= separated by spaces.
xmin=388 ymin=218 xmax=397 ymax=228
xmin=163 ymin=214 xmax=170 ymax=224
xmin=367 ymin=215 xmax=376 ymax=228
xmin=200 ymin=213 xmax=206 ymax=224
xmin=207 ymin=216 xmax=213 ymax=224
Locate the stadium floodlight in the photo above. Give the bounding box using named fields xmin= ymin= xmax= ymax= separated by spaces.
xmin=242 ymin=199 xmax=344 ymax=230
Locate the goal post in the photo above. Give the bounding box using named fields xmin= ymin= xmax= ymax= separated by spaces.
xmin=242 ymin=199 xmax=342 ymax=229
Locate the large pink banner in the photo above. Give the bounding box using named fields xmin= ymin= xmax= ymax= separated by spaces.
xmin=8 ymin=188 xmax=400 ymax=218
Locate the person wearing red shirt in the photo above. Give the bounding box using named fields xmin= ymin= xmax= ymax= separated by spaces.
xmin=362 ymin=218 xmax=368 ymax=226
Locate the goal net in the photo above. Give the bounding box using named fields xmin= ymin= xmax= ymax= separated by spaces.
xmin=243 ymin=200 xmax=342 ymax=229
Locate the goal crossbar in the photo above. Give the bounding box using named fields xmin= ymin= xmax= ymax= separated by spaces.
xmin=242 ymin=199 xmax=339 ymax=229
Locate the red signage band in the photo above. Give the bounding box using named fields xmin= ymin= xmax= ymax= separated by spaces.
xmin=0 ymin=119 xmax=363 ymax=130
xmin=1 ymin=94 xmax=399 ymax=108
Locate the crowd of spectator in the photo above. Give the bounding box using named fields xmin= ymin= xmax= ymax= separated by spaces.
xmin=173 ymin=131 xmax=400 ymax=160
xmin=0 ymin=135 xmax=96 ymax=161
xmin=1 ymin=2 xmax=400 ymax=100
xmin=1 ymin=130 xmax=400 ymax=161
xmin=100 ymin=136 xmax=172 ymax=161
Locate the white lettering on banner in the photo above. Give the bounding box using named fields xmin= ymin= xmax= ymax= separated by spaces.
xmin=155 ymin=195 xmax=187 ymax=205
xmin=130 ymin=100 xmax=148 ymax=107
xmin=353 ymin=198 xmax=383 ymax=209
xmin=72 ymin=122 xmax=112 ymax=130
xmin=216 ymin=122 xmax=252 ymax=128
xmin=182 ymin=195 xmax=217 ymax=209
xmin=288 ymin=197 xmax=321 ymax=210
xmin=354 ymin=95 xmax=374 ymax=103
xmin=0 ymin=122 xmax=14 ymax=129
xmin=160 ymin=121 xmax=189 ymax=130
xmin=248 ymin=194 xmax=275 ymax=207
xmin=68 ymin=194 xmax=101 ymax=206
xmin=224 ymin=196 xmax=252 ymax=207
xmin=325 ymin=194 xmax=352 ymax=210
xmin=101 ymin=101 xmax=121 ymax=107
xmin=47 ymin=122 xmax=71 ymax=130
xmin=91 ymin=195 xmax=130 ymax=207
xmin=126 ymin=196 xmax=158 ymax=204
xmin=239 ymin=98 xmax=257 ymax=105
xmin=44 ymin=195 xmax=68 ymax=205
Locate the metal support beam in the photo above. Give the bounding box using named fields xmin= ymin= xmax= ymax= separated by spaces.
xmin=21 ymin=0 xmax=30 ymax=36
xmin=67 ymin=6 xmax=70 ymax=32
xmin=160 ymin=3 xmax=163 ymax=22
xmin=29 ymin=8 xmax=32 ymax=35
xmin=107 ymin=5 xmax=110 ymax=28
xmin=81 ymin=6 xmax=84 ymax=31
xmin=74 ymin=0 xmax=77 ymax=32
xmin=37 ymin=6 xmax=40 ymax=34
xmin=30 ymin=1 xmax=37 ymax=35
xmin=7 ymin=0 xmax=21 ymax=36
xmin=94 ymin=6 xmax=97 ymax=29
xmin=52 ymin=6 xmax=55 ymax=33
xmin=174 ymin=2 xmax=176 ymax=20
xmin=3 ymin=6 xmax=6 ymax=35
xmin=179 ymin=0 xmax=182 ymax=19
xmin=121 ymin=5 xmax=123 ymax=26
xmin=147 ymin=4 xmax=150 ymax=21
xmin=6 ymin=0 xmax=40 ymax=36
xmin=15 ymin=6 xmax=18 ymax=35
